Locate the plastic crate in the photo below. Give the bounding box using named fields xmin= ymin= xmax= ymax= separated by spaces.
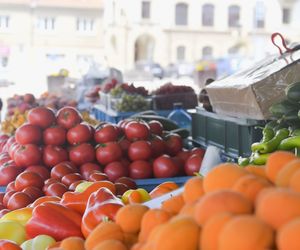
xmin=152 ymin=92 xmax=198 ymax=110
xmin=191 ymin=107 xmax=265 ymax=159
xmin=0 ymin=186 xmax=5 ymax=192
xmin=99 ymin=92 xmax=109 ymax=109
xmin=135 ymin=176 xmax=191 ymax=192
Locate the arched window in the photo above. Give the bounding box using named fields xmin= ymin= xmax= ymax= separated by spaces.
xmin=177 ymin=46 xmax=186 ymax=61
xmin=254 ymin=0 xmax=265 ymax=28
xmin=202 ymin=4 xmax=214 ymax=26
xmin=175 ymin=3 xmax=188 ymax=25
xmin=228 ymin=5 xmax=240 ymax=27
xmin=202 ymin=46 xmax=213 ymax=59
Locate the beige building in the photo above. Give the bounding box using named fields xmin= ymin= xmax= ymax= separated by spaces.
xmin=0 ymin=0 xmax=104 ymax=89
xmin=104 ymin=0 xmax=300 ymax=71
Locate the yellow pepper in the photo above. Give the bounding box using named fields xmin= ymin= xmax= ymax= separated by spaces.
xmin=0 ymin=207 xmax=32 ymax=226
xmin=0 ymin=220 xmax=26 ymax=244
xmin=122 ymin=188 xmax=151 ymax=204
xmin=75 ymin=181 xmax=93 ymax=193
xmin=21 ymin=234 xmax=56 ymax=250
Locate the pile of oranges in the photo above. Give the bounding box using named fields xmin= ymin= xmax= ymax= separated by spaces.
xmin=48 ymin=150 xmax=300 ymax=250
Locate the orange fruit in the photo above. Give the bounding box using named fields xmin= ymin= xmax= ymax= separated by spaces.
xmin=183 ymin=176 xmax=204 ymax=204
xmin=277 ymin=218 xmax=300 ymax=250
xmin=275 ymin=159 xmax=300 ymax=187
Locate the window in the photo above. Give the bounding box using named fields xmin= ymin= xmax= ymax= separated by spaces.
xmin=175 ymin=3 xmax=188 ymax=26
xmin=202 ymin=46 xmax=213 ymax=59
xmin=0 ymin=16 xmax=9 ymax=30
xmin=282 ymin=8 xmax=291 ymax=24
xmin=177 ymin=46 xmax=185 ymax=61
xmin=76 ymin=18 xmax=95 ymax=32
xmin=142 ymin=1 xmax=150 ymax=19
xmin=254 ymin=1 xmax=265 ymax=28
xmin=228 ymin=5 xmax=240 ymax=27
xmin=202 ymin=4 xmax=214 ymax=27
xmin=37 ymin=17 xmax=55 ymax=31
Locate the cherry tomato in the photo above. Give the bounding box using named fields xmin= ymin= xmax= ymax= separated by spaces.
xmin=94 ymin=124 xmax=119 ymax=143
xmin=14 ymin=144 xmax=42 ymax=168
xmin=104 ymin=161 xmax=129 ymax=182
xmin=15 ymin=171 xmax=44 ymax=191
xmin=150 ymin=135 xmax=166 ymax=158
xmin=28 ymin=107 xmax=56 ymax=129
xmin=61 ymin=173 xmax=83 ymax=187
xmin=96 ymin=142 xmax=123 ymax=165
xmin=45 ymin=182 xmax=68 ymax=197
xmin=43 ymin=145 xmax=69 ymax=168
xmin=43 ymin=126 xmax=67 ymax=146
xmin=129 ymin=160 xmax=153 ymax=179
xmin=184 ymin=154 xmax=203 ymax=176
xmin=15 ymin=124 xmax=42 ymax=145
xmin=148 ymin=120 xmax=163 ymax=136
xmin=67 ymin=123 xmax=94 ymax=145
xmin=165 ymin=133 xmax=183 ymax=156
xmin=125 ymin=121 xmax=150 ymax=141
xmin=25 ymin=165 xmax=50 ymax=180
xmin=69 ymin=143 xmax=95 ymax=166
xmin=153 ymin=155 xmax=179 ymax=178
xmin=7 ymin=192 xmax=32 ymax=210
xmin=128 ymin=140 xmax=152 ymax=161
xmin=56 ymin=107 xmax=82 ymax=129
xmin=50 ymin=162 xmax=76 ymax=180
xmin=80 ymin=162 xmax=102 ymax=180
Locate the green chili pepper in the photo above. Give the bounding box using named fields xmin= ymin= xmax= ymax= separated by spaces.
xmin=292 ymin=129 xmax=300 ymax=136
xmin=278 ymin=136 xmax=300 ymax=151
xmin=251 ymin=127 xmax=275 ymax=152
xmin=250 ymin=152 xmax=270 ymax=165
xmin=265 ymin=120 xmax=278 ymax=130
xmin=238 ymin=157 xmax=250 ymax=167
xmin=252 ymin=128 xmax=289 ymax=154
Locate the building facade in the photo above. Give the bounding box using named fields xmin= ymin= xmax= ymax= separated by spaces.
xmin=103 ymin=0 xmax=300 ymax=71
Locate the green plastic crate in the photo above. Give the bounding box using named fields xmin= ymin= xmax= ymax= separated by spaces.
xmin=191 ymin=107 xmax=265 ymax=159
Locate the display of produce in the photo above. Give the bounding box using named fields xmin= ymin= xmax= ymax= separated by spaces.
xmin=240 ymin=81 xmax=300 ymax=166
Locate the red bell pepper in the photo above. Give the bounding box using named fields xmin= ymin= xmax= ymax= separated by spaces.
xmin=25 ymin=201 xmax=83 ymax=241
xmin=60 ymin=181 xmax=116 ymax=215
xmin=81 ymin=187 xmax=123 ymax=238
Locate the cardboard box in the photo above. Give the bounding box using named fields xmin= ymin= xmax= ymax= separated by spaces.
xmin=206 ymin=50 xmax=300 ymax=120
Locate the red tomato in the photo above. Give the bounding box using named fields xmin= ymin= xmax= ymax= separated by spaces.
xmin=43 ymin=126 xmax=67 ymax=146
xmin=61 ymin=173 xmax=82 ymax=187
xmin=0 ymin=192 xmax=5 ymax=204
xmin=3 ymin=191 xmax=16 ymax=207
xmin=119 ymin=138 xmax=131 ymax=155
xmin=25 ymin=165 xmax=50 ymax=180
xmin=153 ymin=155 xmax=180 ymax=178
xmin=56 ymin=107 xmax=82 ymax=129
xmin=80 ymin=162 xmax=102 ymax=180
xmin=190 ymin=148 xmax=206 ymax=158
xmin=150 ymin=135 xmax=166 ymax=158
xmin=15 ymin=124 xmax=42 ymax=145
xmin=88 ymin=172 xmax=109 ymax=182
xmin=69 ymin=180 xmax=86 ymax=191
xmin=165 ymin=133 xmax=183 ymax=156
xmin=125 ymin=121 xmax=150 ymax=141
xmin=104 ymin=161 xmax=129 ymax=182
xmin=148 ymin=120 xmax=163 ymax=136
xmin=69 ymin=143 xmax=95 ymax=166
xmin=0 ymin=209 xmax=10 ymax=218
xmin=129 ymin=160 xmax=153 ymax=179
xmin=50 ymin=162 xmax=76 ymax=180
xmin=45 ymin=182 xmax=68 ymax=197
xmin=94 ymin=124 xmax=118 ymax=143
xmin=0 ymin=152 xmax=11 ymax=165
xmin=115 ymin=177 xmax=137 ymax=189
xmin=128 ymin=140 xmax=152 ymax=161
xmin=0 ymin=162 xmax=23 ymax=186
xmin=28 ymin=107 xmax=56 ymax=129
xmin=120 ymin=158 xmax=130 ymax=169
xmin=67 ymin=123 xmax=94 ymax=145
xmin=23 ymin=93 xmax=35 ymax=104
xmin=172 ymin=156 xmax=185 ymax=176
xmin=15 ymin=171 xmax=44 ymax=191
xmin=176 ymin=149 xmax=191 ymax=163
xmin=43 ymin=145 xmax=69 ymax=168
xmin=43 ymin=178 xmax=60 ymax=193
xmin=2 ymin=137 xmax=15 ymax=153
xmin=6 ymin=182 xmax=16 ymax=192
xmin=59 ymin=161 xmax=78 ymax=173
xmin=8 ymin=142 xmax=21 ymax=160
xmin=22 ymin=186 xmax=44 ymax=200
xmin=7 ymin=192 xmax=32 ymax=210
xmin=184 ymin=154 xmax=203 ymax=176
xmin=0 ymin=239 xmax=22 ymax=250
xmin=14 ymin=144 xmax=42 ymax=168
xmin=96 ymin=142 xmax=123 ymax=165
xmin=115 ymin=183 xmax=129 ymax=196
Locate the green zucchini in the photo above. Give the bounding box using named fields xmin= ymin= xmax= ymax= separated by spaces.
xmin=286 ymin=82 xmax=300 ymax=103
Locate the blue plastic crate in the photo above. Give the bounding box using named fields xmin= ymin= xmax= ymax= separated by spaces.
xmin=135 ymin=176 xmax=191 ymax=192
xmin=0 ymin=186 xmax=6 ymax=192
